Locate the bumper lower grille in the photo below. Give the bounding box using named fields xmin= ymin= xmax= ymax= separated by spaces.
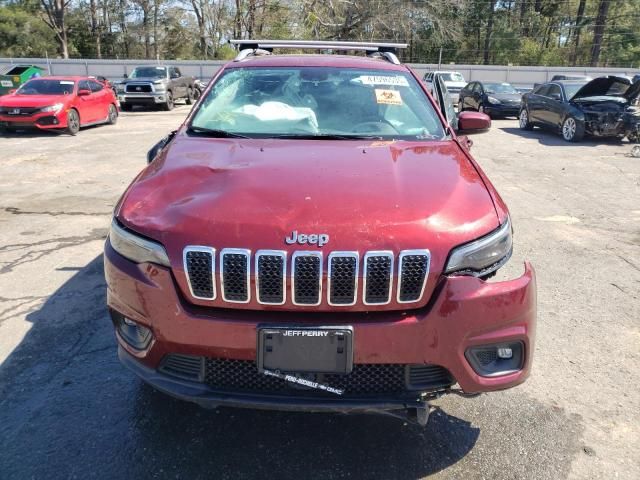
xmin=159 ymin=354 xmax=204 ymax=381
xmin=194 ymin=357 xmax=454 ymax=397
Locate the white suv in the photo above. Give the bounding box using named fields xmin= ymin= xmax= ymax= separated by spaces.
xmin=423 ymin=71 xmax=467 ymax=104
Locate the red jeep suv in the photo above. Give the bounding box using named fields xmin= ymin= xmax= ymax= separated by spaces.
xmin=104 ymin=40 xmax=536 ymax=424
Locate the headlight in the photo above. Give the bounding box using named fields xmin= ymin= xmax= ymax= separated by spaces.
xmin=109 ymin=219 xmax=170 ymax=266
xmin=487 ymin=96 xmax=501 ymax=105
xmin=40 ymin=103 xmax=64 ymax=113
xmin=116 ymin=84 xmax=125 ymax=92
xmin=153 ymin=81 xmax=166 ymax=90
xmin=445 ymin=218 xmax=513 ymax=277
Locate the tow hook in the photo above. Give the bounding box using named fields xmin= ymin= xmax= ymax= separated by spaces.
xmin=407 ymin=404 xmax=433 ymax=427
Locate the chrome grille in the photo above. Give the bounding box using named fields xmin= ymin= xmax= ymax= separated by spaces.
xmin=292 ymin=252 xmax=322 ymax=305
xmin=397 ymin=250 xmax=430 ymax=303
xmin=363 ymin=252 xmax=394 ymax=305
xmin=125 ymin=83 xmax=153 ymax=93
xmin=255 ymin=251 xmax=286 ymax=305
xmin=182 ymin=247 xmax=430 ymax=307
xmin=220 ymin=249 xmax=250 ymax=303
xmin=184 ymin=247 xmax=216 ymax=299
xmin=328 ymin=252 xmax=358 ymax=306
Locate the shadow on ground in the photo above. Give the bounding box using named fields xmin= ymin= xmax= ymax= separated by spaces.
xmin=500 ymin=126 xmax=635 ymax=147
xmin=0 ymin=255 xmax=479 ymax=479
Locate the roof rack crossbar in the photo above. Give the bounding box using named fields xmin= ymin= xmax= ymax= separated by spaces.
xmin=230 ymin=39 xmax=407 ymax=64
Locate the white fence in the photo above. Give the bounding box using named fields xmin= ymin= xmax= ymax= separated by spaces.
xmin=1 ymin=57 xmax=638 ymax=88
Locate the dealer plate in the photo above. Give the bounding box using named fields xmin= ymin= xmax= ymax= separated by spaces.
xmin=257 ymin=326 xmax=353 ymax=374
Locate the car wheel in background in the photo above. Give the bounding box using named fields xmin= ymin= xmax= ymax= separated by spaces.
xmin=107 ymin=104 xmax=118 ymax=125
xmin=627 ymin=131 xmax=639 ymax=143
xmin=519 ymin=109 xmax=534 ymax=130
xmin=162 ymin=91 xmax=174 ymax=111
xmin=66 ymin=109 xmax=80 ymax=136
xmin=561 ymin=116 xmax=584 ymax=142
xmin=186 ymin=88 xmax=194 ymax=105
xmin=120 ymin=103 xmax=132 ymax=112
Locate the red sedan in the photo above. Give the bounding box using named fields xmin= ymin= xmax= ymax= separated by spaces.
xmin=0 ymin=76 xmax=118 ymax=135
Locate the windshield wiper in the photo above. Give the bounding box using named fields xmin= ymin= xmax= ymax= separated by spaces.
xmin=270 ymin=133 xmax=383 ymax=140
xmin=187 ymin=126 xmax=250 ymax=139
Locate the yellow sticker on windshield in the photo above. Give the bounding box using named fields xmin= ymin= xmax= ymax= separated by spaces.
xmin=375 ymin=89 xmax=402 ymax=105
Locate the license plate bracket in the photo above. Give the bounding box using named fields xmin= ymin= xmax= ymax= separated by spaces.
xmin=257 ymin=326 xmax=353 ymax=374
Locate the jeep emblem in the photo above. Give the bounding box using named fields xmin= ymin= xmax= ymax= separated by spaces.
xmin=285 ymin=230 xmax=329 ymax=247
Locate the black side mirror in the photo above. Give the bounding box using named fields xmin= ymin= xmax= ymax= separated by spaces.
xmin=147 ymin=130 xmax=177 ymax=164
xmin=123 ymin=73 xmax=128 ymax=79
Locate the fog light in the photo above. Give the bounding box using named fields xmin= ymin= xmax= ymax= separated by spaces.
xmin=497 ymin=347 xmax=513 ymax=359
xmin=465 ymin=341 xmax=524 ymax=377
xmin=110 ymin=310 xmax=153 ymax=350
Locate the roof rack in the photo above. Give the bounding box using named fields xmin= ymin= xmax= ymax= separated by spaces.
xmin=229 ymin=39 xmax=408 ymax=65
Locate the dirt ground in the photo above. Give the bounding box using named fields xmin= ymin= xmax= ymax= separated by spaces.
xmin=0 ymin=108 xmax=638 ymax=479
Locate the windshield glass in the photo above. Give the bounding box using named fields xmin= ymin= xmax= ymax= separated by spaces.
xmin=563 ymin=82 xmax=589 ymax=98
xmin=440 ymin=72 xmax=465 ymax=82
xmin=130 ymin=67 xmax=166 ymax=79
xmin=17 ymin=79 xmax=75 ymax=95
xmin=484 ymin=82 xmax=518 ymax=94
xmin=191 ymin=67 xmax=446 ymax=140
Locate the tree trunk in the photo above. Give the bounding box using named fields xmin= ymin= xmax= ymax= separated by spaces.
xmin=90 ymin=0 xmax=102 ymax=58
xmin=234 ymin=0 xmax=243 ymax=39
xmin=483 ymin=0 xmax=495 ymax=65
xmin=40 ymin=0 xmax=70 ymax=58
xmin=570 ymin=0 xmax=586 ymax=66
xmin=590 ymin=0 xmax=611 ymax=67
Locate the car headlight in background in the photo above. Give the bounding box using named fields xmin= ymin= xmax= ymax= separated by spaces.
xmin=487 ymin=96 xmax=501 ymax=105
xmin=116 ymin=84 xmax=125 ymax=93
xmin=444 ymin=217 xmax=513 ymax=277
xmin=40 ymin=103 xmax=64 ymax=113
xmin=109 ymin=219 xmax=170 ymax=266
xmin=153 ymin=81 xmax=166 ymax=90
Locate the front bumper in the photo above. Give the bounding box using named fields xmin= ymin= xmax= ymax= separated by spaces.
xmin=485 ymin=104 xmax=520 ymax=117
xmin=0 ymin=110 xmax=67 ymax=130
xmin=118 ymin=92 xmax=167 ymax=104
xmin=105 ymin=242 xmax=536 ymax=410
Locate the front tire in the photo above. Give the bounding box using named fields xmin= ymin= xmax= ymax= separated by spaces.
xmin=561 ymin=116 xmax=584 ymax=142
xmin=107 ymin=104 xmax=118 ymax=125
xmin=519 ymin=109 xmax=534 ymax=130
xmin=185 ymin=87 xmax=194 ymax=105
xmin=66 ymin=109 xmax=80 ymax=136
xmin=120 ymin=103 xmax=132 ymax=112
xmin=162 ymin=91 xmax=174 ymax=111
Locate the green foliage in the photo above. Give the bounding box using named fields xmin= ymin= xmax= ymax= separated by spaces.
xmin=0 ymin=4 xmax=55 ymax=58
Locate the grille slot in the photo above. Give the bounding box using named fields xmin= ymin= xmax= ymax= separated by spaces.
xmin=407 ymin=364 xmax=454 ymax=390
xmin=363 ymin=252 xmax=393 ymax=305
xmin=183 ymin=247 xmax=216 ymax=300
xmin=292 ymin=252 xmax=322 ymax=305
xmin=220 ymin=249 xmax=250 ymax=303
xmin=256 ymin=250 xmax=286 ymax=305
xmin=160 ymin=354 xmax=204 ymax=381
xmin=328 ymin=252 xmax=358 ymax=306
xmin=202 ymin=358 xmax=454 ymax=396
xmin=397 ymin=250 xmax=430 ymax=303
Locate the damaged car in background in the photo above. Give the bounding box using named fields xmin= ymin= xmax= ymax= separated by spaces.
xmin=519 ymin=76 xmax=640 ymax=142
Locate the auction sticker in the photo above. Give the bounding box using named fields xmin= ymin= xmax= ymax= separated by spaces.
xmin=357 ymin=75 xmax=409 ymax=87
xmin=0 ymin=80 xmax=12 ymax=87
xmin=375 ymin=89 xmax=403 ymax=105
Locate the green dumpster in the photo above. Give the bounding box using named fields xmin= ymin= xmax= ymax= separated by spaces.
xmin=0 ymin=65 xmax=46 ymax=95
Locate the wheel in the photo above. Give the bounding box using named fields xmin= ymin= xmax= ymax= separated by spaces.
xmin=561 ymin=116 xmax=584 ymax=142
xmin=120 ymin=103 xmax=132 ymax=112
xmin=627 ymin=131 xmax=639 ymax=143
xmin=185 ymin=88 xmax=194 ymax=105
xmin=478 ymin=104 xmax=491 ymax=119
xmin=107 ymin=104 xmax=118 ymax=125
xmin=519 ymin=109 xmax=534 ymax=130
xmin=162 ymin=91 xmax=174 ymax=111
xmin=66 ymin=109 xmax=80 ymax=135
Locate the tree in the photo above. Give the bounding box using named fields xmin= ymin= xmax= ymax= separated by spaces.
xmin=40 ymin=0 xmax=71 ymax=58
xmin=590 ymin=0 xmax=612 ymax=66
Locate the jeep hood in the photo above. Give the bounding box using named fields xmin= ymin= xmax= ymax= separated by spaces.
xmin=117 ymin=133 xmax=499 ymax=307
xmin=571 ymin=75 xmax=640 ymax=102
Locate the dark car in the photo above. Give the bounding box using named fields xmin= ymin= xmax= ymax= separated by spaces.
xmin=458 ymin=81 xmax=522 ymax=118
xmin=519 ymin=76 xmax=640 ymax=142
xmin=104 ymin=39 xmax=533 ymax=426
xmin=550 ymin=74 xmax=592 ymax=82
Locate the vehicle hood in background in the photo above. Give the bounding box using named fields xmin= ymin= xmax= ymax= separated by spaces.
xmin=571 ymin=76 xmax=640 ymax=102
xmin=0 ymin=94 xmax=71 ymax=107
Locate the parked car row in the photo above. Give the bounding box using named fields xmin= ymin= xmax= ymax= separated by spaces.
xmin=423 ymin=69 xmax=640 ymax=143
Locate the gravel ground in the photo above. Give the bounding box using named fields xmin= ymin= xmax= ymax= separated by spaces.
xmin=0 ymin=108 xmax=638 ymax=479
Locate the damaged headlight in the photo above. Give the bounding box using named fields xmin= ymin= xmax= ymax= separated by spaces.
xmin=109 ymin=219 xmax=170 ymax=267
xmin=445 ymin=217 xmax=513 ymax=277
